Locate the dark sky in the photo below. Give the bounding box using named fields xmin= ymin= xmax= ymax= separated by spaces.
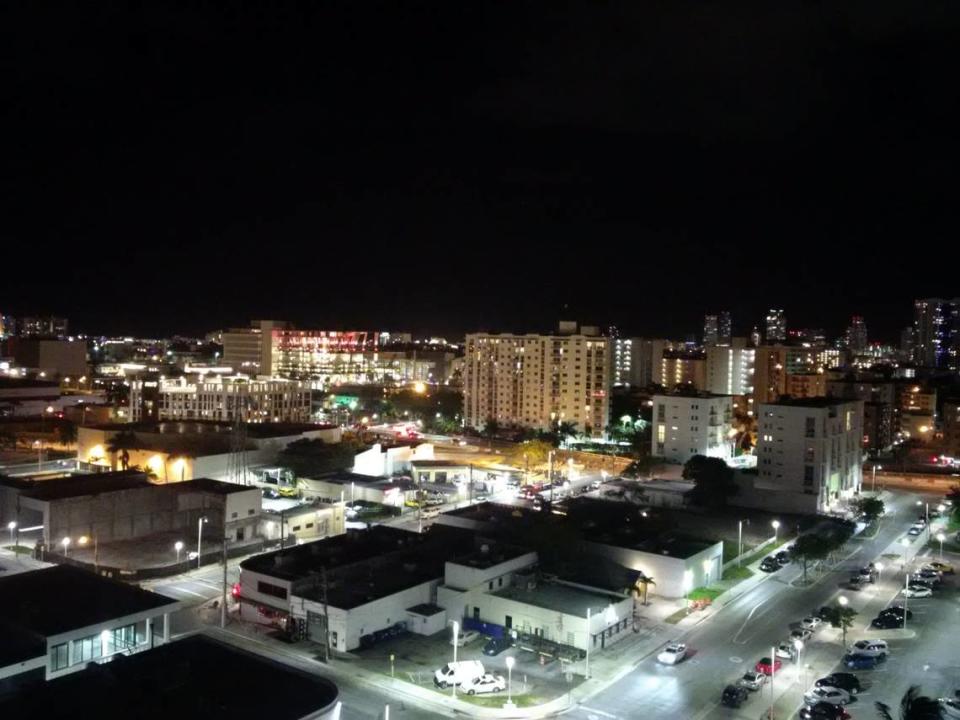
xmin=4 ymin=1 xmax=959 ymax=341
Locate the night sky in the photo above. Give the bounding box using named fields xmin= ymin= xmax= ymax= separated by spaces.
xmin=4 ymin=2 xmax=959 ymax=340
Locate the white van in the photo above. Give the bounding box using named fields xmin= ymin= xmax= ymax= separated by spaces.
xmin=434 ymin=660 xmax=485 ymax=688
xmin=421 ymin=506 xmax=441 ymax=520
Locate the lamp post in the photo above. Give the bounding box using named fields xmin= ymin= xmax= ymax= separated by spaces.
xmin=450 ymin=620 xmax=459 ymax=698
xmin=197 ymin=516 xmax=208 ymax=569
xmin=769 ymin=643 xmax=776 ymax=720
xmin=917 ymin=500 xmax=929 ymax=527
xmin=61 ymin=536 xmax=70 ymax=558
xmin=900 ymin=536 xmax=910 ymax=570
xmin=34 ymin=440 xmax=42 ymax=472
xmin=585 ymin=607 xmax=592 ymax=679
xmin=771 ymin=519 xmax=780 ymax=543
xmin=875 ymin=562 xmax=884 ymax=583
xmin=872 ymin=464 xmax=882 ymax=492
xmin=79 ymin=535 xmax=98 ymax=572
xmin=838 ymin=596 xmax=849 ymax=648
xmin=902 ymin=575 xmax=909 ymax=630
xmin=738 ymin=519 xmax=749 ymax=566
xmin=7 ymin=520 xmax=15 ymax=546
xmin=505 ymin=655 xmax=515 ymax=706
xmin=794 ymin=638 xmax=804 ymax=669
xmin=175 ymin=540 xmax=184 ymax=564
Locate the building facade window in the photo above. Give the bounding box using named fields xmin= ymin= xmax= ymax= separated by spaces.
xmin=50 ymin=643 xmax=68 ymax=671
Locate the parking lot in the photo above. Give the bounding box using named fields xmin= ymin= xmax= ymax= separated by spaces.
xmin=351 ymin=625 xmax=582 ymax=703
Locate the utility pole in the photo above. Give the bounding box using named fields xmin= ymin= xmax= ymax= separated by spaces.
xmin=548 ymin=451 xmax=554 ymax=504
xmin=221 ymin=515 xmax=228 ymax=629
xmin=321 ymin=566 xmax=331 ymax=662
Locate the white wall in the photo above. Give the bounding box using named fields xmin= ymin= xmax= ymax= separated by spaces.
xmin=582 ymin=539 xmax=724 ymax=598
xmin=302 ymin=578 xmax=440 ymax=651
xmin=444 ymin=552 xmax=537 ymax=592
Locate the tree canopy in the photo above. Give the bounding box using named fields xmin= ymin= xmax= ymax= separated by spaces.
xmin=280 ymin=438 xmax=363 ymax=478
xmin=683 ymin=455 xmax=738 ymax=508
xmin=790 ymin=533 xmax=833 ymax=582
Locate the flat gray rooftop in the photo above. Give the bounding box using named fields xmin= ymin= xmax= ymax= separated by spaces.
xmin=491 ymin=582 xmax=624 ymax=618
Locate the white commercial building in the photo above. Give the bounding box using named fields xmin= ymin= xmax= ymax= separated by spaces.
xmin=705 ymin=338 xmax=755 ymax=397
xmin=755 ymin=397 xmax=864 ymax=512
xmin=129 ymin=375 xmax=312 ymax=423
xmin=464 ymin=324 xmax=611 ymax=437
xmin=652 ymin=392 xmax=733 ymax=463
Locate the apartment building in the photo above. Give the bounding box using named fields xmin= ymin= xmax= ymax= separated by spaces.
xmin=651 ymin=392 xmax=733 ymax=463
xmin=943 ymin=400 xmax=960 ymax=458
xmin=660 ymin=350 xmax=706 ymax=391
xmin=463 ymin=325 xmax=611 ymax=437
xmin=754 ymin=398 xmax=863 ymax=512
xmin=613 ymin=338 xmax=673 ymax=387
xmin=129 ymin=375 xmax=312 ymax=423
xmin=785 ymin=372 xmax=827 ymax=399
xmin=705 ymin=338 xmax=755 ymax=397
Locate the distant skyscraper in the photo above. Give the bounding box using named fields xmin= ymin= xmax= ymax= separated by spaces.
xmin=765 ymin=309 xmax=787 ymax=342
xmin=718 ymin=311 xmax=732 ymax=345
xmin=750 ymin=326 xmax=761 ymax=347
xmin=900 ymin=326 xmax=915 ymax=360
xmin=845 ymin=316 xmax=868 ymax=351
xmin=703 ymin=315 xmax=719 ymax=346
xmin=913 ymin=298 xmax=960 ymax=369
xmin=18 ymin=316 xmax=68 ymax=338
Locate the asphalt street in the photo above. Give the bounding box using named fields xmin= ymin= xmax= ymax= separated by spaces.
xmin=564 ymin=489 xmax=950 ymax=720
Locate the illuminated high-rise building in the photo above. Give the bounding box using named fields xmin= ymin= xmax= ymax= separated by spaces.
xmin=765 ymin=309 xmax=787 ymax=342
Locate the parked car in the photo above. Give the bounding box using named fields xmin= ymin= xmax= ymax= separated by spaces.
xmin=738 ymin=671 xmax=768 ymax=691
xmin=434 ymin=660 xmax=485 ymax=688
xmin=879 ymin=605 xmax=912 ymax=620
xmin=775 ymin=641 xmax=795 ymax=659
xmin=813 ymin=606 xmax=833 ymax=621
xmin=482 ymin=636 xmax=514 ymax=656
xmin=722 ymin=684 xmax=750 ymax=708
xmin=791 ymin=628 xmax=813 ymax=642
xmin=804 ymin=687 xmax=851 ymax=706
xmin=857 ymin=567 xmax=876 ymax=582
xmin=755 ymin=656 xmax=783 ymax=675
xmin=775 ymin=551 xmax=791 ymax=565
xmin=849 ymin=639 xmax=888 ymax=657
xmin=450 ymin=630 xmax=480 ymax=647
xmin=872 ymin=613 xmax=905 ymax=629
xmin=843 ymin=653 xmax=885 ymax=670
xmin=760 ymin=557 xmax=780 ymax=573
xmin=847 ymin=575 xmax=866 ymax=590
xmin=657 ymin=643 xmax=687 ymax=665
xmin=939 ymin=697 xmax=960 ymax=719
xmin=915 ymin=567 xmax=943 ymax=581
xmin=815 ymin=673 xmax=861 ymax=695
xmin=909 ymin=574 xmax=940 ymax=588
xmin=799 ymin=702 xmax=852 ymax=720
xmin=462 ymin=673 xmax=506 ymax=695
xmin=902 ymin=585 xmax=934 ymax=598
xmin=801 ymin=616 xmax=823 ymax=631
xmin=924 ymin=561 xmax=954 ymax=574
xmin=908 ymin=526 xmax=923 ymax=536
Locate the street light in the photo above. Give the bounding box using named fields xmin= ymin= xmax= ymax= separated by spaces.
xmin=875 ymin=562 xmax=884 ymax=583
xmin=585 ymin=607 xmax=592 ymax=679
xmin=33 ymin=440 xmax=42 ymax=472
xmin=738 ymin=519 xmax=749 ymax=566
xmin=175 ymin=540 xmax=184 ymax=563
xmin=771 ymin=519 xmax=781 ymax=542
xmin=7 ymin=520 xmax=15 ymax=546
xmin=197 ymin=516 xmax=208 ymax=569
xmin=872 ymin=464 xmax=882 ymax=492
xmin=769 ymin=643 xmax=776 ymax=720
xmin=837 ymin=596 xmax=849 ymax=648
xmin=900 ymin=537 xmax=910 ymax=570
xmin=450 ymin=620 xmax=459 ymax=698
xmin=78 ymin=535 xmax=98 ymax=572
xmin=61 ymin=536 xmax=70 ymax=557
xmin=505 ymin=655 xmax=515 ymax=706
xmin=793 ymin=638 xmax=804 ymax=668
xmin=937 ymin=532 xmax=946 ymax=560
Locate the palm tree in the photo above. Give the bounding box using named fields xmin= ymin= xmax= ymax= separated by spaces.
xmin=633 ymin=574 xmax=656 ymax=606
xmin=57 ymin=421 xmax=78 ymax=447
xmin=875 ymin=686 xmax=943 ymax=720
xmin=106 ymin=431 xmax=139 ymax=471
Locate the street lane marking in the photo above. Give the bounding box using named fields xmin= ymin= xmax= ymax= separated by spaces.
xmin=579 ymin=707 xmax=617 ymax=719
xmin=733 ymin=599 xmax=771 ymax=644
xmin=158 ymin=585 xmax=210 ymax=599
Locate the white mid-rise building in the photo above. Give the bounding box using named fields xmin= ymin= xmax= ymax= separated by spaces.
xmin=464 ymin=327 xmax=611 ymax=437
xmin=652 ymin=392 xmax=733 ymax=463
xmin=755 ymin=398 xmax=863 ymax=511
xmin=129 ymin=375 xmax=312 ymax=423
xmin=705 ymin=338 xmax=755 ymax=397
